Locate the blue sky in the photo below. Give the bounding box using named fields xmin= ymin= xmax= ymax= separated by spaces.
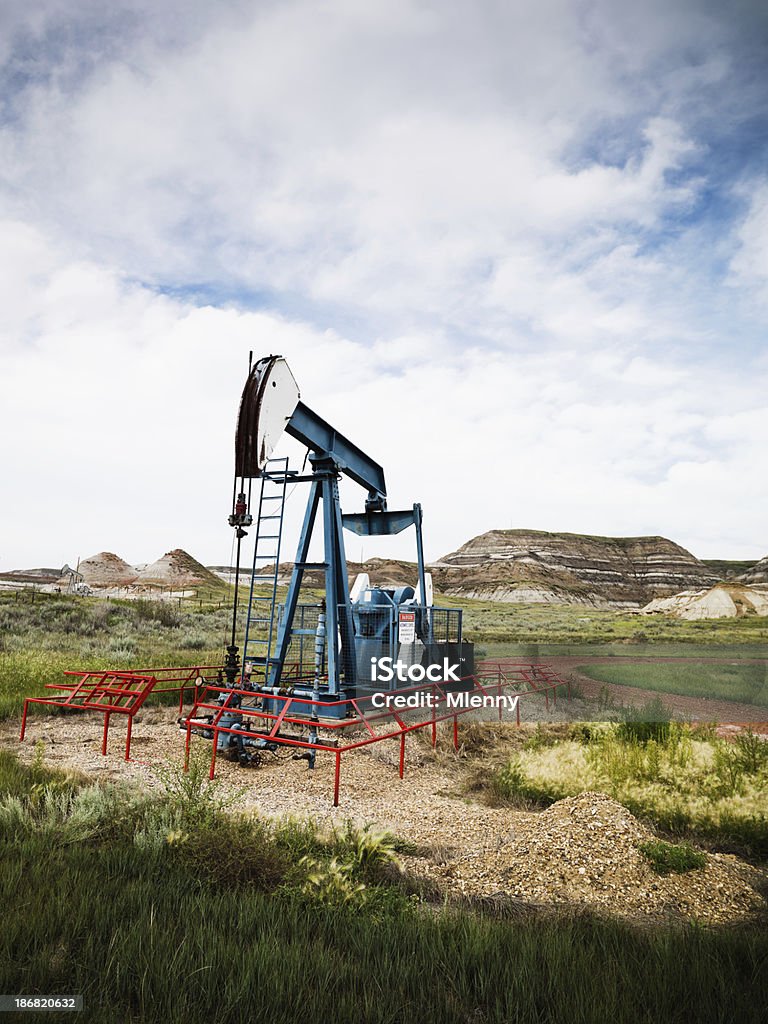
xmin=0 ymin=0 xmax=767 ymax=569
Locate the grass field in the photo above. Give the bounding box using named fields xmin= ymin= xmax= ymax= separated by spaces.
xmin=3 ymin=592 xmax=768 ymax=1021
xmin=1 ymin=589 xmax=765 ymax=721
xmin=0 ymin=592 xmax=227 ymax=719
xmin=577 ymin=661 xmax=768 ymax=707
xmin=451 ymin=594 xmax=768 ymax=645
xmin=470 ymin=716 xmax=768 ymax=861
xmin=2 ymin=750 xmax=767 ymax=1024
xmin=485 ymin=640 xmax=768 ymax=659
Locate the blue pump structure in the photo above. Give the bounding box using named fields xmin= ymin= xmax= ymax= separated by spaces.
xmin=186 ymin=354 xmax=472 ymax=767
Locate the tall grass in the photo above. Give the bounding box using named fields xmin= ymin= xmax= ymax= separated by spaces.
xmin=482 ymin=717 xmax=768 ymax=861
xmin=0 ymin=592 xmax=231 ymax=719
xmin=1 ymin=750 xmax=766 ymax=1024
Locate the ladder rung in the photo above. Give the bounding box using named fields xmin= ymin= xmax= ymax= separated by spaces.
xmin=257 ymin=534 xmax=280 ymax=540
xmin=258 ymin=515 xmax=282 ymax=521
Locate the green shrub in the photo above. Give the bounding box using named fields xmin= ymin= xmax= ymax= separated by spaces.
xmin=335 ymin=822 xmax=399 ymax=872
xmin=0 ymin=744 xmax=84 ymax=810
xmin=616 ymin=697 xmax=671 ymax=744
xmin=179 ymin=630 xmax=208 ymax=650
xmin=733 ymin=730 xmax=768 ymax=775
xmin=639 ymin=839 xmax=707 ymax=875
xmin=132 ymin=600 xmax=181 ymax=628
xmin=174 ymin=812 xmax=288 ymax=890
xmin=523 ymin=722 xmax=560 ymax=752
xmin=569 ymin=723 xmax=601 ymax=744
xmin=710 ymin=742 xmax=747 ymax=798
xmin=0 ymin=776 xmax=138 ymax=846
xmin=151 ymin=747 xmax=240 ymax=827
xmin=272 ymin=816 xmax=327 ymax=860
xmin=297 ymin=855 xmax=367 ymax=905
xmin=584 ymin=726 xmax=692 ymax=789
xmin=487 ymin=758 xmax=561 ymax=808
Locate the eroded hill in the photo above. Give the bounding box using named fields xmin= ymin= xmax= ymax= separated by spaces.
xmin=428 ymin=530 xmax=721 ymax=607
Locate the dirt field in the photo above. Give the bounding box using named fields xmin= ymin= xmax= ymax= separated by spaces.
xmin=5 ymin=703 xmax=767 ymax=928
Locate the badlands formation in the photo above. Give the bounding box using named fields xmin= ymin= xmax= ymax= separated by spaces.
xmin=2 ymin=532 xmax=765 ymax=618
xmin=642 ymin=583 xmax=768 ymax=620
xmin=428 ymin=530 xmax=722 ymax=608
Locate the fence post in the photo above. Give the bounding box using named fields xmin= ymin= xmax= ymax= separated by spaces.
xmin=209 ymin=732 xmax=218 ymax=779
xmin=125 ymin=717 xmax=133 ymax=761
xmin=334 ymin=751 xmax=341 ymax=806
xmin=184 ymin=722 xmax=192 ymax=771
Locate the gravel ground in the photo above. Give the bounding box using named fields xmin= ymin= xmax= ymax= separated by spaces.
xmin=5 ymin=706 xmax=766 ymax=926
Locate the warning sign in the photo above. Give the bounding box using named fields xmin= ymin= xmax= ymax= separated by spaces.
xmin=398 ymin=611 xmax=416 ymax=644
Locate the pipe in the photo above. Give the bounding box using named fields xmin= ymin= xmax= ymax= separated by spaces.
xmin=312 ymin=604 xmax=326 ymax=715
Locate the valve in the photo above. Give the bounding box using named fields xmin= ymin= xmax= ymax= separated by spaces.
xmin=228 ymin=491 xmax=253 ymax=532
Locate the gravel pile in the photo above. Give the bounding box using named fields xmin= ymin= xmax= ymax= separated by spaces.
xmin=405 ymin=791 xmax=763 ymax=923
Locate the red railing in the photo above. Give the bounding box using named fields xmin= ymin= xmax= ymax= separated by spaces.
xmin=19 ymin=660 xmax=569 ymax=799
xmin=181 ymin=662 xmax=569 ymax=804
xmin=19 ymin=671 xmax=158 ymax=761
xmin=50 ymin=665 xmax=223 ymax=712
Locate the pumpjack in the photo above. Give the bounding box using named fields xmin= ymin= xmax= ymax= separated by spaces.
xmin=185 ymin=354 xmax=472 ymax=765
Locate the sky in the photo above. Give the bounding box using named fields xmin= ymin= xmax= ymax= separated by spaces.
xmin=1 ymin=0 xmax=767 ymax=571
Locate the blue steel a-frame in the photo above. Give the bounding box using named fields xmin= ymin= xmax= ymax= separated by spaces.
xmin=235 ymin=355 xmax=429 ymax=699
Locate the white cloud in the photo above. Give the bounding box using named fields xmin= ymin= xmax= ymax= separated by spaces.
xmin=0 ymin=0 xmax=766 ymax=570
xmin=0 ymin=2 xmax=711 ymax=323
xmin=731 ymin=182 xmax=768 ymax=296
xmin=1 ymin=223 xmax=766 ymax=571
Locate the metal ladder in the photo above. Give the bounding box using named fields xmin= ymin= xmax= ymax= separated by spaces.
xmin=241 ymin=457 xmax=290 ymax=680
